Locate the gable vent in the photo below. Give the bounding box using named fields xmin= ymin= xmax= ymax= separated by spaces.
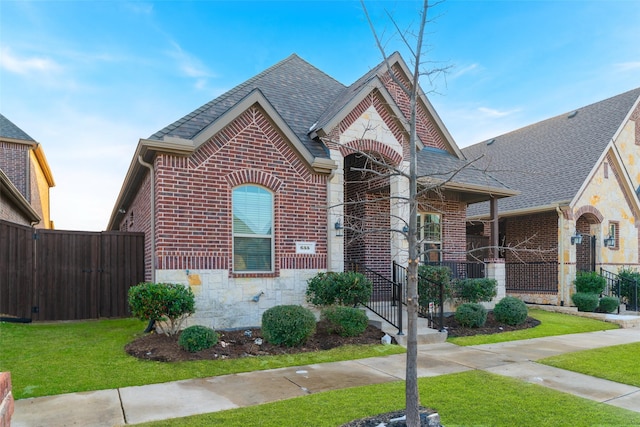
xmin=568 ymin=110 xmax=579 ymax=118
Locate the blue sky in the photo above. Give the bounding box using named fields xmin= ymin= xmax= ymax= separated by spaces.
xmin=1 ymin=0 xmax=638 ymax=231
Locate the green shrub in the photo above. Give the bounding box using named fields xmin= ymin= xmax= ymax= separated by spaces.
xmin=616 ymin=268 xmax=640 ymax=308
xmin=455 ymin=303 xmax=487 ymax=328
xmin=262 ymin=305 xmax=316 ymax=347
xmin=574 ymin=271 xmax=606 ymax=294
xmin=571 ymin=292 xmax=600 ymax=312
xmin=453 ymin=278 xmax=497 ymax=303
xmin=321 ymin=306 xmax=369 ymax=337
xmin=493 ymin=296 xmax=528 ymax=326
xmin=128 ymin=282 xmax=195 ymax=335
xmin=597 ymin=296 xmax=620 ymax=314
xmin=417 ymin=264 xmax=452 ymax=308
xmin=306 ymin=271 xmax=372 ymax=307
xmin=178 ymin=325 xmax=218 ymax=352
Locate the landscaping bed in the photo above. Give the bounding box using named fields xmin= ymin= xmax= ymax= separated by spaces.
xmin=126 ymin=313 xmax=540 ymax=362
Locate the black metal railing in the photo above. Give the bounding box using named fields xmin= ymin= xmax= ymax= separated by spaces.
xmin=347 ymin=261 xmax=403 ymax=335
xmin=393 ymin=261 xmax=446 ymax=331
xmin=424 ymin=260 xmax=486 ymax=279
xmin=601 ymin=268 xmax=638 ymax=312
xmin=505 ymin=262 xmax=558 ymax=293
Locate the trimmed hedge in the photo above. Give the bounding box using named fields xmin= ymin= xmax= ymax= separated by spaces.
xmin=178 ymin=325 xmax=218 ymax=352
xmin=453 ymin=278 xmax=497 ymax=303
xmin=455 ymin=303 xmax=487 ymax=328
xmin=321 ymin=306 xmax=369 ymax=337
xmin=306 ymin=272 xmax=373 ymax=307
xmin=598 ymin=296 xmax=619 ymax=314
xmin=572 ymin=292 xmax=599 ymax=312
xmin=493 ymin=296 xmax=528 ymax=326
xmin=574 ymin=271 xmax=606 ymax=294
xmin=262 ymin=305 xmax=316 ymax=347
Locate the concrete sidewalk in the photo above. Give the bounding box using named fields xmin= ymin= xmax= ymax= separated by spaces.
xmin=12 ymin=328 xmax=640 ymax=426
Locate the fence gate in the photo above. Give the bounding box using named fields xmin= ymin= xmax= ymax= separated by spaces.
xmin=0 ymin=220 xmax=145 ymax=321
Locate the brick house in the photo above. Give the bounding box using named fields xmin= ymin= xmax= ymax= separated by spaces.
xmin=0 ymin=114 xmax=55 ymax=228
xmin=463 ymin=88 xmax=640 ymax=306
xmin=108 ymin=53 xmax=514 ymax=328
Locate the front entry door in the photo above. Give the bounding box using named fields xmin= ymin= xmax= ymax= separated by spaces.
xmin=577 ymin=235 xmax=596 ymax=272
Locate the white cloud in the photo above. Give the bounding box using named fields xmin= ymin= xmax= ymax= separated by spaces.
xmin=477 ymin=106 xmax=520 ymax=118
xmin=0 ymin=46 xmax=61 ymax=75
xmin=449 ymin=63 xmax=480 ymax=80
xmin=614 ymin=62 xmax=640 ymax=72
xmin=167 ymin=41 xmax=213 ymax=81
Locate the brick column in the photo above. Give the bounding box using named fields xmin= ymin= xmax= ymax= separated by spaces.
xmin=0 ymin=372 xmax=14 ymax=427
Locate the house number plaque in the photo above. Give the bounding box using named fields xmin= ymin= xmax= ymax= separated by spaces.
xmin=295 ymin=242 xmax=316 ymax=254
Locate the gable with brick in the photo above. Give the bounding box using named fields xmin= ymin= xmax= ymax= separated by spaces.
xmin=109 ymin=53 xmax=514 ymax=328
xmin=464 ymin=88 xmax=640 ymax=307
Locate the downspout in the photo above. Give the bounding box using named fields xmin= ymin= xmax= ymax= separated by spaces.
xmin=138 ymin=155 xmax=155 ymax=283
xmin=556 ymin=206 xmax=565 ymax=306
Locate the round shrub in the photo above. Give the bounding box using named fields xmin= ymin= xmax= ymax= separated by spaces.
xmin=574 ymin=271 xmax=606 ymax=294
xmin=262 ymin=305 xmax=316 ymax=347
xmin=572 ymin=292 xmax=599 ymax=312
xmin=128 ymin=282 xmax=195 ymax=336
xmin=597 ymin=296 xmax=619 ymax=313
xmin=306 ymin=272 xmax=373 ymax=307
xmin=493 ymin=296 xmax=528 ymax=326
xmin=178 ymin=325 xmax=218 ymax=352
xmin=321 ymin=306 xmax=369 ymax=337
xmin=453 ymin=278 xmax=497 ymax=304
xmin=454 ymin=303 xmax=487 ymax=328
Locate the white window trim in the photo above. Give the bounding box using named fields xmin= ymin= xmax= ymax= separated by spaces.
xmin=232 ymin=185 xmax=275 ymax=273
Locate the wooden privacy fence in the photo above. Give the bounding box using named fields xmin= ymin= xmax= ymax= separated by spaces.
xmin=0 ymin=220 xmax=145 ymax=321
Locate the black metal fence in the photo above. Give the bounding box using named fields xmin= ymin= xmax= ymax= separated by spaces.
xmin=601 ymin=268 xmax=638 ymax=311
xmin=506 ymin=262 xmax=558 ymax=293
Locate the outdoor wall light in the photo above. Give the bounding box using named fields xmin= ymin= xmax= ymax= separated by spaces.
xmin=604 ymin=235 xmax=616 ymax=247
xmin=402 ymin=225 xmax=409 ymax=233
xmin=570 ymin=232 xmax=583 ymax=245
xmin=334 ymin=220 xmax=344 ymax=237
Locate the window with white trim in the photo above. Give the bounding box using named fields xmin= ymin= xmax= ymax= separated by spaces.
xmin=232 ymin=185 xmax=274 ymax=272
xmin=417 ymin=213 xmax=442 ymax=263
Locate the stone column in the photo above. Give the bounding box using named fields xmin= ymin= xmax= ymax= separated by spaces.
xmin=390 ymin=161 xmax=410 ymax=267
xmin=327 ymin=150 xmax=345 ymax=272
xmin=486 ymin=258 xmax=506 ymax=308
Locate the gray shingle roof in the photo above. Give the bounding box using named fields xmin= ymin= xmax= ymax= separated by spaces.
xmin=463 ymin=87 xmax=640 ymax=217
xmin=0 ymin=114 xmax=35 ymax=142
xmin=149 ymin=54 xmax=346 ymax=159
xmin=417 ymin=147 xmax=513 ymax=194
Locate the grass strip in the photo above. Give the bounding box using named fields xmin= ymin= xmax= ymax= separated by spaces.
xmin=540 ymin=342 xmax=640 ymax=387
xmin=0 ymin=318 xmax=404 ymax=399
xmin=447 ymin=308 xmax=619 ymax=346
xmin=134 ymin=370 xmax=640 ymax=427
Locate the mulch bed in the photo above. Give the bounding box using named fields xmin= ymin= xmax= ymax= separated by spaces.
xmin=125 ymin=313 xmax=540 ymax=362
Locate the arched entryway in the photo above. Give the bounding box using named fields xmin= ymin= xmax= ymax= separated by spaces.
xmin=574 ymin=209 xmax=603 ymax=272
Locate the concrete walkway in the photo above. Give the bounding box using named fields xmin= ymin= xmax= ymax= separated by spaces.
xmin=12 ymin=327 xmax=640 ymax=427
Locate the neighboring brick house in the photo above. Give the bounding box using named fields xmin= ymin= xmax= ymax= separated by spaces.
xmin=464 ymin=87 xmax=640 ymax=306
xmin=0 ymin=114 xmax=55 ymax=228
xmin=108 ymin=53 xmax=514 ymax=328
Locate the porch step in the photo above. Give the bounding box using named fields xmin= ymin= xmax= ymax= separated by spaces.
xmin=364 ymin=308 xmax=447 ymax=346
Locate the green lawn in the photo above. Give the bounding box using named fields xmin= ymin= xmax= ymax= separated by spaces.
xmin=540 ymin=342 xmax=640 ymax=388
xmin=447 ymin=308 xmax=620 ymax=346
xmin=0 ymin=318 xmax=404 ymax=399
xmin=134 ymin=370 xmax=640 ymax=427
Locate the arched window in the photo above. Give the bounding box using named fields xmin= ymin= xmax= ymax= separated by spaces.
xmin=232 ymin=185 xmax=274 ymax=272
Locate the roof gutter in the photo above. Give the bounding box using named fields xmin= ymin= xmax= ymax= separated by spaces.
xmin=467 ymin=200 xmax=572 ymax=221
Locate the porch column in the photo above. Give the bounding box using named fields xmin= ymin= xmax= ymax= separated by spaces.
xmin=327 ymin=149 xmax=345 ymax=272
xmin=390 ymin=161 xmax=410 ymax=267
xmin=490 ymin=196 xmax=499 ymax=259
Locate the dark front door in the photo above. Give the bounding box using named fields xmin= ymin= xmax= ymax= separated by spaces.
xmin=576 ymin=235 xmax=596 ymax=272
